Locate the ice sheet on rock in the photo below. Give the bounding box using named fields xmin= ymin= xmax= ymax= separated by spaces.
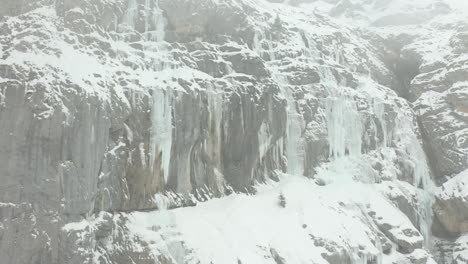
xmin=393 ymin=108 xmax=435 ymax=249
xmin=144 ymin=0 xmax=167 ymax=41
xmin=258 ymin=121 xmax=273 ymax=161
xmin=325 ymin=87 xmax=363 ymax=159
xmin=122 ymin=0 xmax=138 ymax=30
xmin=149 ymin=88 xmax=172 ymax=183
xmin=273 ymin=73 xmax=305 ymax=176
xmin=146 ymin=65 xmax=214 ymax=181
xmin=356 ymin=76 xmax=398 ymax=148
xmin=121 ymin=0 xmax=167 ymax=41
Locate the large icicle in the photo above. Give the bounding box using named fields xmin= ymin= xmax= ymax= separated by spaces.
xmin=122 ymin=0 xmax=138 ymax=30
xmin=149 ymin=88 xmax=172 ymax=183
xmin=153 ymin=193 xmax=170 ymax=210
xmin=325 ymin=91 xmax=362 ymax=159
xmin=274 ymin=73 xmax=305 ymax=176
xmin=372 ymin=98 xmax=388 ymax=148
xmin=253 ymin=28 xmax=305 ymax=176
xmin=205 ymin=82 xmax=223 ymax=190
xmin=394 ymin=112 xmax=435 ymax=250
xmin=144 ymin=0 xmax=166 ymax=41
xmin=121 ymin=0 xmax=166 ymax=42
xmin=138 ymin=0 xmax=171 ymax=184
xmin=253 ymin=31 xmax=276 ymax=61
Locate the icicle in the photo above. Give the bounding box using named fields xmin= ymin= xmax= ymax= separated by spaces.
xmin=252 ymin=30 xmax=275 ymax=61
xmin=286 ymin=111 xmax=304 ymax=175
xmin=224 ymin=62 xmax=234 ymax=75
xmin=152 ymin=2 xmax=167 ymax=42
xmin=412 ymin=143 xmax=435 ymax=250
xmin=335 ymin=48 xmax=340 ymax=64
xmin=121 ymin=0 xmax=166 ymax=41
xmin=317 ymin=65 xmax=338 ymax=87
xmin=253 ymin=31 xmax=262 ymax=53
xmin=394 ymin=113 xmax=435 ymax=250
xmin=350 ymin=247 xmax=367 ymax=264
xmin=206 ymin=82 xmax=223 ymax=166
xmin=122 ymin=0 xmax=138 ymax=30
xmin=373 ymin=99 xmax=388 ymax=148
xmin=144 ymin=0 xmax=150 ymax=36
xmin=266 ymin=34 xmax=276 ymax=61
xmin=273 ymin=74 xmax=305 ymax=176
xmin=144 ymin=0 xmax=166 ymax=41
xmin=113 ymin=13 xmax=118 ymax=31
xmin=350 ymin=250 xmax=380 ymax=264
xmin=140 ymin=0 xmax=171 ymax=184
xmin=296 ymin=30 xmax=322 ymax=65
xmin=258 ymin=122 xmax=273 ymax=160
xmin=149 ymin=88 xmax=173 ymax=184
xmin=325 ymin=92 xmax=362 ymax=159
xmin=154 ymin=193 xmax=169 ymax=210
xmin=253 ymin=29 xmax=304 ymax=175
xmin=375 ymin=235 xmax=383 ymax=264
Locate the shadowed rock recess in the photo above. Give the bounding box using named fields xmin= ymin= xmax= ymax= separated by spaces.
xmin=0 ymin=0 xmax=467 ymax=263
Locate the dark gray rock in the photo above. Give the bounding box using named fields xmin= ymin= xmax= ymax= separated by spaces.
xmin=434 ymin=170 xmax=468 ymax=237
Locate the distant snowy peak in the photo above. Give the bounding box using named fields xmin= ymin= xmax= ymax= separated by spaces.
xmin=267 ymin=0 xmax=467 ymax=28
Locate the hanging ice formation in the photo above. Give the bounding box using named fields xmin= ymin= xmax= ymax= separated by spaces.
xmin=253 ymin=31 xmax=276 ymax=61
xmin=149 ymin=88 xmax=172 ymax=183
xmin=251 ymin=18 xmax=433 ymax=257
xmin=119 ymin=0 xmax=172 ymax=183
xmin=325 ymin=91 xmax=362 ymax=159
xmin=280 ymin=74 xmax=305 ymax=176
xmin=153 ymin=193 xmax=170 ymax=210
xmin=372 ymin=98 xmax=388 ymax=148
xmin=144 ymin=0 xmax=166 ymax=41
xmin=413 ymin=146 xmax=435 ymax=250
xmin=121 ymin=0 xmax=167 ymax=42
xmin=394 ymin=113 xmax=435 ymax=250
xmin=252 ymin=29 xmax=305 ymax=176
xmin=121 ymin=0 xmax=137 ymax=30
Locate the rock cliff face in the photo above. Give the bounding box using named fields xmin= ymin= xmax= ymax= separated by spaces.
xmin=0 ymin=0 xmax=467 ymax=263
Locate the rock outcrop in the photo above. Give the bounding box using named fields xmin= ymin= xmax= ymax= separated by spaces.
xmin=434 ymin=169 xmax=468 ymax=236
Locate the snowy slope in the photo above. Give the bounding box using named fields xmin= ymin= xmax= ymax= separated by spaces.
xmin=67 ymin=173 xmax=436 ymax=264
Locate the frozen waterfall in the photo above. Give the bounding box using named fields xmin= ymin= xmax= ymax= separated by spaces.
xmin=325 ymin=92 xmax=363 ymax=159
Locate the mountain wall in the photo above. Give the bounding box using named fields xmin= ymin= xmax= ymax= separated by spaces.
xmin=0 ymin=0 xmax=467 ymax=263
